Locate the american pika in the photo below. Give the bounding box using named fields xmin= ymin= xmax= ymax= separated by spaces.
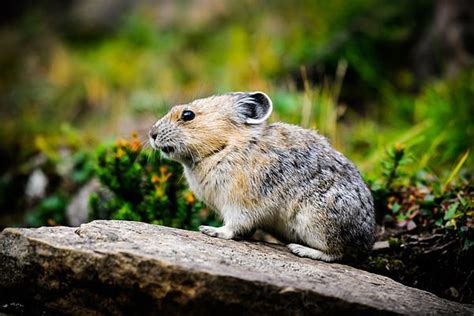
xmin=149 ymin=92 xmax=375 ymax=262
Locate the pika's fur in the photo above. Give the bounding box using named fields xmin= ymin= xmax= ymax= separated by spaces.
xmin=149 ymin=92 xmax=375 ymax=262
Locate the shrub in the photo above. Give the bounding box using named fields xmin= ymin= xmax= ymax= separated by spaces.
xmin=90 ymin=133 xmax=218 ymax=230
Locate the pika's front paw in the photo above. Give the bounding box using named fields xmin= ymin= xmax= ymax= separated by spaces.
xmin=199 ymin=225 xmax=234 ymax=239
xmin=199 ymin=225 xmax=219 ymax=237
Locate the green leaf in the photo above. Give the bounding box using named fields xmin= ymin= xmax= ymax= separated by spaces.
xmin=463 ymin=238 xmax=474 ymax=251
xmin=391 ymin=203 xmax=401 ymax=214
xmin=443 ymin=202 xmax=459 ymax=220
xmin=396 ymin=213 xmax=407 ymax=221
xmin=442 ymin=150 xmax=469 ymax=193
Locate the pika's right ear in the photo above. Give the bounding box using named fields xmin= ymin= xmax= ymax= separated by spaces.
xmin=236 ymin=91 xmax=273 ymax=125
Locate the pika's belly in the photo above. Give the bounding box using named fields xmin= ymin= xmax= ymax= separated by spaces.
xmin=260 ymin=209 xmax=299 ymax=243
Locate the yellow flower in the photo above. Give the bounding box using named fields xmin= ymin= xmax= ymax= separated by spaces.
xmin=395 ymin=142 xmax=403 ymax=152
xmin=185 ymin=192 xmax=195 ymax=204
xmin=151 ymin=175 xmax=160 ymax=184
xmin=115 ymin=138 xmax=129 ymax=148
xmin=130 ymin=138 xmax=142 ymax=152
xmin=47 ymin=218 xmax=57 ymax=226
xmin=115 ymin=147 xmax=125 ymax=159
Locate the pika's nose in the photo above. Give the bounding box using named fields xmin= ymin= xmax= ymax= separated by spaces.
xmin=149 ymin=130 xmax=158 ymax=140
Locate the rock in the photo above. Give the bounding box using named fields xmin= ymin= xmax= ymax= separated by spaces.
xmin=66 ymin=179 xmax=100 ymax=226
xmin=373 ymin=240 xmax=390 ymax=251
xmin=0 ymin=220 xmax=473 ymax=315
xmin=25 ymin=168 xmax=48 ymax=200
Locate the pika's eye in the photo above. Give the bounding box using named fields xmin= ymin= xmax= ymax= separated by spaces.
xmin=181 ymin=110 xmax=195 ymax=121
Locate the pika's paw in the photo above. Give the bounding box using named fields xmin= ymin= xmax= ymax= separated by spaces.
xmin=199 ymin=225 xmax=219 ymax=237
xmin=287 ymin=243 xmax=339 ymax=262
xmin=199 ymin=225 xmax=234 ymax=239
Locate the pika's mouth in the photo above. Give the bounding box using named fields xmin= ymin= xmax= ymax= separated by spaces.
xmin=160 ymin=146 xmax=175 ymax=154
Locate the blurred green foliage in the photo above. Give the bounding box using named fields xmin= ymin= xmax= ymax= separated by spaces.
xmin=1 ymin=1 xmax=470 ymax=178
xmin=25 ymin=194 xmax=68 ymax=227
xmin=24 ymin=127 xmax=96 ymax=227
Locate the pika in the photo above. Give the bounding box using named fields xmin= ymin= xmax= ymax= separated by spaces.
xmin=149 ymin=92 xmax=375 ymax=262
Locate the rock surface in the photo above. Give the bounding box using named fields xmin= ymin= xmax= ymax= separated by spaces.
xmin=0 ymin=220 xmax=473 ymax=315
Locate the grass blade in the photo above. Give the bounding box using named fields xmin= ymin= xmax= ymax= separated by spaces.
xmin=442 ymin=150 xmax=469 ymax=192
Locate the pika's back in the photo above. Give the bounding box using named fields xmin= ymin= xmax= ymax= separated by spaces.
xmin=237 ymin=122 xmax=368 ymax=205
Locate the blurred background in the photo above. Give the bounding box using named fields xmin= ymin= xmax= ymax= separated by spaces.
xmin=0 ymin=0 xmax=473 ymax=228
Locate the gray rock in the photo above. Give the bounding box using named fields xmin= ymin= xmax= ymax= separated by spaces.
xmin=25 ymin=168 xmax=48 ymax=200
xmin=0 ymin=220 xmax=473 ymax=315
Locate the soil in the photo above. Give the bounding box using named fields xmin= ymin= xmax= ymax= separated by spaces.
xmin=358 ymin=226 xmax=474 ymax=304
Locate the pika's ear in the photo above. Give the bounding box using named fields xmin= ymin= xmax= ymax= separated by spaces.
xmin=236 ymin=91 xmax=273 ymax=125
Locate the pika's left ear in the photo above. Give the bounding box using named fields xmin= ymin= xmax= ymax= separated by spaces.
xmin=237 ymin=91 xmax=273 ymax=125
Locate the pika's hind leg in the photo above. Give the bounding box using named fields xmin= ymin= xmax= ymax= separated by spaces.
xmin=287 ymin=243 xmax=341 ymax=262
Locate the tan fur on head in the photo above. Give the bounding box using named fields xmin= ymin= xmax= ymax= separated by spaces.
xmin=149 ymin=92 xmax=272 ymax=164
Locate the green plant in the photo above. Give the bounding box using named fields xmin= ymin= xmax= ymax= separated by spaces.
xmin=25 ymin=193 xmax=68 ymax=227
xmin=381 ymin=144 xmax=412 ymax=189
xmin=90 ymin=133 xmax=218 ymax=230
xmin=370 ymin=145 xmax=473 ymax=249
xmin=23 ymin=127 xmax=96 ymax=227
